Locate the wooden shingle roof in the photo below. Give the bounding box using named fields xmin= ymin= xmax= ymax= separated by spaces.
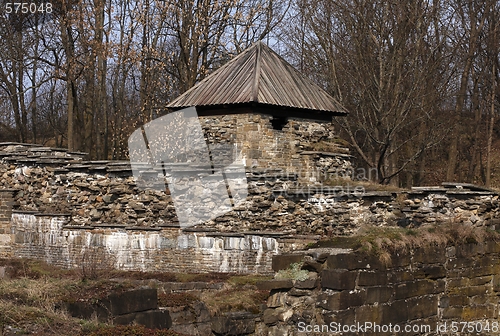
xmin=167 ymin=41 xmax=347 ymax=121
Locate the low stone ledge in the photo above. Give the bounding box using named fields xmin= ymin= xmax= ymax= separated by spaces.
xmin=34 ymin=213 xmax=71 ymax=217
xmin=256 ymin=279 xmax=294 ymax=290
xmin=113 ymin=309 xmax=172 ymax=330
xmin=125 ymin=226 xmax=162 ymax=231
xmin=203 ymin=232 xmax=245 ymax=237
xmin=241 ymin=231 xmax=286 ymax=237
xmin=91 ymin=224 xmax=127 ymax=228
xmin=182 ymin=227 xmax=216 ymax=232
xmin=62 ymin=225 xmax=95 ymax=230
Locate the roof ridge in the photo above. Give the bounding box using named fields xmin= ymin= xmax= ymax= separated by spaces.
xmin=251 ymin=41 xmax=262 ymax=103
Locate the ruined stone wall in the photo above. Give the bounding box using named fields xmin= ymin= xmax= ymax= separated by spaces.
xmin=0 ymin=189 xmax=14 ymax=257
xmin=254 ymin=242 xmax=500 ymax=335
xmin=199 ymin=114 xmax=352 ymax=182
xmin=2 ymin=142 xmax=500 ymax=274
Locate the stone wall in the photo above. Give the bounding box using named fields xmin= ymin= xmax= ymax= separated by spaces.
xmin=0 ymin=189 xmax=14 ymax=257
xmin=2 ymin=143 xmax=499 ymax=237
xmin=254 ymin=242 xmax=500 ymax=335
xmin=199 ymin=114 xmax=352 ymax=182
xmin=9 ymin=211 xmax=317 ymax=274
xmin=2 ymin=142 xmax=500 ymax=274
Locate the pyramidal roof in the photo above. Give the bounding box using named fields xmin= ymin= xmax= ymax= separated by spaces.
xmin=167 ymin=41 xmax=347 ymax=121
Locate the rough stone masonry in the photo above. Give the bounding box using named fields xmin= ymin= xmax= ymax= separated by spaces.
xmin=1 ymin=115 xmax=500 ymax=273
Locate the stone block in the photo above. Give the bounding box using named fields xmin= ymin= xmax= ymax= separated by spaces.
xmin=326 ymin=253 xmax=385 ymax=270
xmin=466 ymin=285 xmax=490 ymax=297
xmin=212 ymin=311 xmax=256 ymax=335
xmin=484 ymin=240 xmax=500 ymax=254
xmin=358 ymin=271 xmax=388 ymax=286
xmin=366 ymin=286 xmax=393 ymax=304
xmin=413 ymin=246 xmax=446 ymax=264
xmin=447 ymin=277 xmax=468 ymax=288
xmin=390 ymin=251 xmax=411 ymax=267
xmin=113 ymin=309 xmax=171 ymax=329
xmin=294 ymin=277 xmax=318 ymax=289
xmin=317 ymin=290 xmax=366 ymax=311
xmin=493 ymin=274 xmax=500 ymax=292
xmin=473 ymin=265 xmax=497 ymax=277
xmin=442 ymin=307 xmax=463 ymax=319
xmin=169 ymin=308 xmax=196 ymax=324
xmin=447 ymin=295 xmax=469 ymax=306
xmin=65 ymin=301 xmax=110 ymax=321
xmin=262 ymin=308 xmax=281 ymax=326
xmin=407 ymin=296 xmax=438 ymax=320
xmin=170 ymin=323 xmax=208 ymax=336
xmin=414 ymin=265 xmax=446 ymax=279
xmin=355 ymin=305 xmax=383 ymax=325
xmin=381 ymin=299 xmax=408 ymax=324
xmin=256 ymin=279 xmax=293 ymax=291
xmin=193 ymin=301 xmax=211 ymax=323
xmin=449 ymin=256 xmax=477 ymax=269
xmin=456 ymin=243 xmax=483 ymax=258
xmin=267 ymin=292 xmax=287 ymax=308
xmin=388 ymin=269 xmax=414 ymax=284
xmin=462 ymin=305 xmax=496 ymax=319
xmin=395 ymin=279 xmax=439 ymax=300
xmin=272 ymin=254 xmax=304 ymax=271
xmin=323 ymin=308 xmax=355 ymax=326
xmin=436 ymin=279 xmax=445 ymax=293
xmin=106 ymin=288 xmax=158 ymax=315
xmin=470 ymin=295 xmax=489 ymax=305
xmin=469 ymin=275 xmax=492 ymax=286
xmin=321 ymin=270 xmax=357 ymax=290
xmin=478 ymin=255 xmax=496 ymax=267
xmin=439 ymin=296 xmax=449 ymax=308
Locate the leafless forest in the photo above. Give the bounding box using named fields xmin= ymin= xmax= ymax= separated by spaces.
xmin=0 ymin=0 xmax=499 ymax=187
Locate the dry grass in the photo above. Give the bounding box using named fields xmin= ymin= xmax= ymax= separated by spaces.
xmin=0 ymin=277 xmax=84 ymax=335
xmin=201 ymin=287 xmax=268 ymax=315
xmin=310 ymin=221 xmax=499 ymax=262
xmin=200 ymin=274 xmax=271 ymax=315
xmin=0 ymin=259 xmax=272 ymax=335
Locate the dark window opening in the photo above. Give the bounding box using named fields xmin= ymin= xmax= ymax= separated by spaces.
xmin=271 ymin=117 xmax=288 ymax=131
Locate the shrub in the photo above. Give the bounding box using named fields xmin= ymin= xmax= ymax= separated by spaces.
xmin=274 ymin=263 xmax=309 ymax=281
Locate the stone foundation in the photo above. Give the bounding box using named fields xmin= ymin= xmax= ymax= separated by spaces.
xmin=9 ymin=211 xmax=317 ymax=274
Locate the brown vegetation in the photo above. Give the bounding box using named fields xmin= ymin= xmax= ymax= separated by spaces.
xmin=309 ymin=221 xmax=500 ymax=263
xmin=0 ymin=259 xmax=270 ymax=335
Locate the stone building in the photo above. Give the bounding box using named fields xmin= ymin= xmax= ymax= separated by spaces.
xmin=167 ymin=41 xmax=350 ymax=182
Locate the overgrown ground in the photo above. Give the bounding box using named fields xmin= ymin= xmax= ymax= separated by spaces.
xmin=1 ymin=222 xmax=498 ymax=335
xmin=0 ymin=260 xmax=271 ymax=336
xmin=308 ymin=221 xmax=500 ymax=264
